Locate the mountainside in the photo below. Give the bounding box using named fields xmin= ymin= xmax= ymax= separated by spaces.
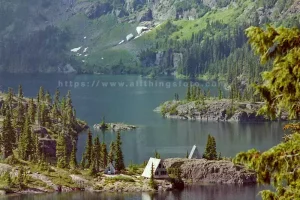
xmin=0 ymin=0 xmax=300 ymax=77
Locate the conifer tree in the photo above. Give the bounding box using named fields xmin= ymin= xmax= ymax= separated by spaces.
xmin=101 ymin=142 xmax=108 ymax=168
xmin=81 ymin=130 xmax=93 ymax=168
xmin=14 ymin=100 xmax=25 ymax=131
xmin=18 ymin=114 xmax=34 ymax=160
xmin=115 ymin=131 xmax=125 ymax=171
xmin=28 ymin=98 xmax=36 ymax=124
xmin=108 ymin=141 xmax=115 ymax=164
xmin=45 ymin=91 xmax=52 ymax=105
xmin=18 ymin=85 xmax=24 ymax=99
xmin=38 ymin=86 xmax=44 ymax=102
xmin=149 ymin=163 xmax=157 ymax=189
xmin=2 ymin=112 xmax=15 ymax=158
xmin=33 ymin=134 xmax=40 ymax=163
xmin=70 ymin=142 xmax=77 ymax=169
xmin=154 ymin=150 xmax=161 ymax=159
xmin=56 ymin=133 xmax=68 ymax=168
xmin=92 ymin=136 xmax=101 ymax=171
xmin=54 ymin=88 xmax=60 ymax=105
xmin=203 ymin=134 xmax=217 ymax=160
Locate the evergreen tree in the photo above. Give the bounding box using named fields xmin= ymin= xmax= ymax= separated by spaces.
xmin=81 ymin=130 xmax=93 ymax=168
xmin=33 ymin=134 xmax=40 ymax=163
xmin=45 ymin=91 xmax=52 ymax=105
xmin=241 ymin=25 xmax=300 ymax=199
xmin=108 ymin=141 xmax=115 ymax=164
xmin=92 ymin=136 xmax=101 ymax=171
xmin=114 ymin=132 xmax=125 ymax=171
xmin=18 ymin=85 xmax=24 ymax=99
xmin=69 ymin=142 xmax=77 ymax=169
xmin=28 ymin=98 xmax=36 ymax=124
xmin=56 ymin=133 xmax=68 ymax=168
xmin=38 ymin=86 xmax=44 ymax=102
xmin=203 ymin=134 xmax=217 ymax=160
xmin=186 ymin=151 xmax=189 ymax=158
xmin=1 ymin=112 xmax=15 ymax=158
xmin=149 ymin=162 xmax=157 ymax=189
xmin=154 ymin=150 xmax=161 ymax=159
xmin=18 ymin=114 xmax=34 ymax=160
xmin=101 ymin=142 xmax=108 ymax=168
xmin=54 ymin=88 xmax=60 ymax=105
xmin=14 ymin=100 xmax=25 ymax=131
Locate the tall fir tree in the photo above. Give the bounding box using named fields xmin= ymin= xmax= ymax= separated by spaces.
xmin=56 ymin=133 xmax=68 ymax=168
xmin=101 ymin=142 xmax=108 ymax=168
xmin=18 ymin=85 xmax=24 ymax=99
xmin=81 ymin=130 xmax=93 ymax=168
xmin=92 ymin=136 xmax=101 ymax=171
xmin=115 ymin=132 xmax=125 ymax=171
xmin=203 ymin=134 xmax=217 ymax=160
xmin=108 ymin=141 xmax=115 ymax=164
xmin=38 ymin=86 xmax=44 ymax=102
xmin=18 ymin=114 xmax=34 ymax=160
xmin=28 ymin=98 xmax=36 ymax=124
xmin=1 ymin=112 xmax=15 ymax=158
xmin=69 ymin=141 xmax=77 ymax=169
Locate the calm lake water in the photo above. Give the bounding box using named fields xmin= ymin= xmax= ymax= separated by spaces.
xmin=0 ymin=73 xmax=284 ymax=200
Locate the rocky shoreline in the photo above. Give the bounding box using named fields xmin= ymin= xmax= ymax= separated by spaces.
xmin=0 ymin=157 xmax=257 ymax=196
xmin=155 ymin=99 xmax=289 ymax=122
xmin=93 ymin=123 xmax=137 ymax=132
xmin=164 ymin=158 xmax=256 ymax=184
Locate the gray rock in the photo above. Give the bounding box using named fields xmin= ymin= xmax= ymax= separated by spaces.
xmin=164 ymin=158 xmax=256 ymax=184
xmin=85 ymin=2 xmax=112 ymax=19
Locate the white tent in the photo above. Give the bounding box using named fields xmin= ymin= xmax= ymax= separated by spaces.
xmin=142 ymin=157 xmax=168 ymax=179
xmin=188 ymin=145 xmax=201 ymax=159
xmin=104 ymin=163 xmax=116 ymax=175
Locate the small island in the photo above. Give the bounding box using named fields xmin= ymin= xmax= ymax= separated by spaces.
xmin=155 ymin=84 xmax=288 ymax=122
xmin=93 ymin=119 xmax=137 ymax=132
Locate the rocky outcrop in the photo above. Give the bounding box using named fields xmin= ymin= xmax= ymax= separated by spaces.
xmin=93 ymin=123 xmax=137 ymax=132
xmin=156 ymin=99 xmax=288 ymax=122
xmin=85 ymin=2 xmax=113 ymax=19
xmin=164 ymin=158 xmax=257 ymax=184
xmin=138 ymin=8 xmax=153 ymax=22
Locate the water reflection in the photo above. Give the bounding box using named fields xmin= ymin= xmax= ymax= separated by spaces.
xmin=1 ymin=184 xmax=269 ymax=200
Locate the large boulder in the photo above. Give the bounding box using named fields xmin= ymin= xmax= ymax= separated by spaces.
xmin=85 ymin=2 xmax=112 ymax=19
xmin=164 ymin=158 xmax=257 ymax=184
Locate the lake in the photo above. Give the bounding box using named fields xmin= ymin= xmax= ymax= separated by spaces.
xmin=0 ymin=73 xmax=284 ymax=200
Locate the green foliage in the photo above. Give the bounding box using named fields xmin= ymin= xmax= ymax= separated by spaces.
xmin=101 ymin=143 xmax=108 ymax=169
xmin=167 ymin=167 xmax=182 ymax=179
xmin=247 ymin=26 xmax=300 ymax=120
xmin=154 ymin=150 xmax=161 ymax=159
xmin=1 ymin=112 xmax=16 ymax=158
xmin=149 ymin=163 xmax=157 ymax=189
xmin=203 ymin=134 xmax=218 ymax=160
xmin=105 ymin=175 xmax=135 ymax=183
xmin=81 ymin=130 xmax=93 ymax=169
xmin=238 ymin=25 xmax=300 ymax=199
xmin=69 ymin=142 xmax=77 ymax=169
xmin=108 ymin=141 xmax=115 ymax=164
xmin=115 ymin=132 xmax=125 ymax=171
xmin=56 ymin=133 xmax=68 ymax=168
